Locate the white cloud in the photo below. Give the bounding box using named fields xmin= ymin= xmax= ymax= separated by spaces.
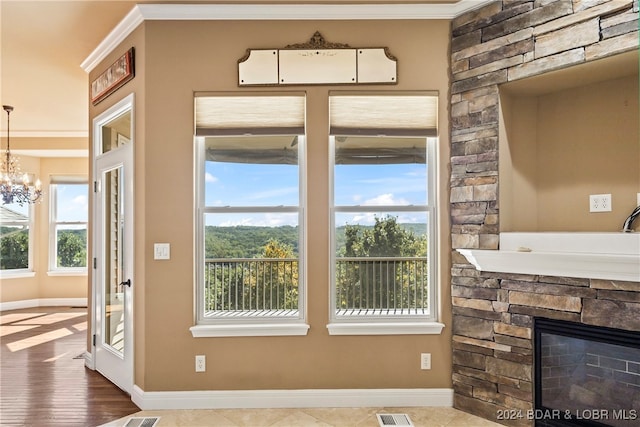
xmin=219 ymin=217 xmax=255 ymax=227
xmin=72 ymin=194 xmax=88 ymax=207
xmin=205 ymin=172 xmax=218 ymax=183
xmin=363 ymin=193 xmax=409 ymax=206
xmin=350 ymin=212 xmax=377 ymax=225
xmin=213 ymin=213 xmax=298 ymax=227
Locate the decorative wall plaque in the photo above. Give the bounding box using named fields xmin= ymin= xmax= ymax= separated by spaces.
xmin=238 ymin=32 xmax=397 ymax=86
xmin=91 ymin=48 xmax=135 ymax=105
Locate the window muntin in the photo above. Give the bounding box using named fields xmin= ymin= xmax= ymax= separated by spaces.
xmin=0 ymin=202 xmax=32 ymax=272
xmin=195 ymin=94 xmax=306 ymax=328
xmin=50 ymin=181 xmax=88 ymax=271
xmin=329 ymin=93 xmax=438 ymax=325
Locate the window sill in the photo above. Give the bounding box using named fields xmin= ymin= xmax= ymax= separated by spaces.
xmin=0 ymin=270 xmax=36 ymax=280
xmin=190 ymin=322 xmax=310 ymax=338
xmin=47 ymin=270 xmax=88 ymax=277
xmin=327 ymin=321 xmax=445 ymax=336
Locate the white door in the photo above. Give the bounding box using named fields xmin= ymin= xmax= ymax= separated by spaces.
xmin=92 ymin=96 xmax=134 ymax=394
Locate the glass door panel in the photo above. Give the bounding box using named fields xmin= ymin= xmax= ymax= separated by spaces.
xmin=103 ymin=166 xmax=125 ymax=354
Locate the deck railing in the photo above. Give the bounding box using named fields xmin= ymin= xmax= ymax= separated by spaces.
xmin=204 ymin=256 xmax=428 ymax=316
xmin=335 ymin=256 xmax=429 ymax=316
xmin=204 ymin=258 xmax=299 ymax=315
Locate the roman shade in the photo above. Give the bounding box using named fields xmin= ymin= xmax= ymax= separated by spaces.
xmin=195 ymin=93 xmax=306 ymax=136
xmin=329 ymin=92 xmax=438 ymax=137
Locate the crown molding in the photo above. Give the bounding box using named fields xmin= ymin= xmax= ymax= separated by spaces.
xmin=81 ymin=1 xmax=494 ymax=73
xmin=80 ymin=5 xmax=145 ymax=72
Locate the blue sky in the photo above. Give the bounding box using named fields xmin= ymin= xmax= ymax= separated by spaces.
xmin=3 ymin=183 xmax=87 ymax=228
xmin=56 ymin=184 xmax=89 ymax=223
xmin=205 ymin=160 xmax=427 ymax=227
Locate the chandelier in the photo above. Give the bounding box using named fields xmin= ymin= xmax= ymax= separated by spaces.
xmin=1 ymin=105 xmax=42 ymax=205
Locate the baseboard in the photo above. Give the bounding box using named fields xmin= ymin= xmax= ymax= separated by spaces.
xmin=131 ymin=386 xmax=453 ymax=410
xmin=0 ymin=298 xmax=88 ymax=311
xmin=83 ymin=351 xmax=94 ymax=369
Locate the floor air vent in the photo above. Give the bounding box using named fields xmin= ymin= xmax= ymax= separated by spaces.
xmin=124 ymin=417 xmax=160 ymax=427
xmin=376 ymin=413 xmax=414 ymax=426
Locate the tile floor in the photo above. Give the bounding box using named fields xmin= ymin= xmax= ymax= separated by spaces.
xmin=102 ymin=407 xmax=502 ymax=426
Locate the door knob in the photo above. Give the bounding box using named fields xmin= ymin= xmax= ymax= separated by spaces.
xmin=120 ymin=279 xmax=131 ymax=287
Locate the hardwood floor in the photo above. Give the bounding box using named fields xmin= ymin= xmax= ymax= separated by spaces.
xmin=0 ymin=306 xmax=139 ymax=426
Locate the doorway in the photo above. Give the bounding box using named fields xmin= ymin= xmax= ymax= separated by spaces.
xmin=91 ymin=94 xmax=134 ymax=394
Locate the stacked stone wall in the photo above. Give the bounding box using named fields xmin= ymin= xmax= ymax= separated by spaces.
xmin=449 ymin=1 xmax=639 ymax=425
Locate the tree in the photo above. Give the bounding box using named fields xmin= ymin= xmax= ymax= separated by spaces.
xmin=252 ymin=239 xmax=299 ymax=310
xmin=0 ymin=229 xmax=29 ymax=270
xmin=57 ymin=230 xmax=87 ymax=267
xmin=342 ymin=215 xmax=425 ymax=258
xmin=337 ymin=215 xmax=428 ymax=311
xmin=204 ymin=238 xmax=299 ymax=312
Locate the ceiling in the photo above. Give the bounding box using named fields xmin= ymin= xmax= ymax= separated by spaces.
xmin=1 ymin=0 xmax=482 ymax=150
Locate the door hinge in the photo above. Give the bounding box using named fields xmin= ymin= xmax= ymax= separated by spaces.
xmin=93 ymin=181 xmax=100 ymax=193
xmin=92 ymin=334 xmax=96 ymax=346
xmin=93 ymin=258 xmax=97 ymax=269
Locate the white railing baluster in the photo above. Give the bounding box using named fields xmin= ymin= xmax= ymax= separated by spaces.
xmin=204 ymin=256 xmax=426 ymax=317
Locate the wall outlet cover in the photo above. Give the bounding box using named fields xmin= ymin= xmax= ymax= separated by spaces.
xmin=195 ymin=355 xmax=206 ymax=372
xmin=589 ymin=194 xmax=612 ymax=212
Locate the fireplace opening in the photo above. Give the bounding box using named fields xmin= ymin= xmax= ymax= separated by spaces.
xmin=534 ymin=318 xmax=640 ymax=427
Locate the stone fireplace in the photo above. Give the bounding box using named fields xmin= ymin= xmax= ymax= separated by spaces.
xmin=449 ymin=1 xmax=639 ymax=426
xmin=451 ymin=271 xmax=640 ymax=426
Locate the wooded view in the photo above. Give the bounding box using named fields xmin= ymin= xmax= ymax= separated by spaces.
xmin=203 ymin=215 xmax=429 ymax=313
xmin=0 ymin=228 xmax=87 ymax=269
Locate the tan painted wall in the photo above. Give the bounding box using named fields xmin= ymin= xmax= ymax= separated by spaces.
xmin=498 ymin=94 xmax=539 ymax=232
xmin=500 ymin=74 xmax=640 ymax=232
xmin=36 ymin=157 xmax=89 ymax=299
xmin=0 ymin=155 xmax=88 ymax=304
xmin=90 ymin=20 xmax=452 ymax=392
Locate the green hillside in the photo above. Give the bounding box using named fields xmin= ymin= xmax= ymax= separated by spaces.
xmin=205 ymin=221 xmax=427 ymax=258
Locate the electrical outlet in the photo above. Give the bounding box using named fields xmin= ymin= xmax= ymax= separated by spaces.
xmin=420 ymin=353 xmax=431 ymax=370
xmin=589 ymin=194 xmax=612 ymax=212
xmin=195 ymin=355 xmax=206 ymax=372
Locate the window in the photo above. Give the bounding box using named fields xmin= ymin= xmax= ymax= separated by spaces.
xmin=49 ymin=179 xmax=88 ymax=273
xmin=0 ymin=202 xmax=33 ymax=276
xmin=328 ymin=92 xmax=442 ymax=335
xmin=192 ymin=93 xmax=308 ymax=337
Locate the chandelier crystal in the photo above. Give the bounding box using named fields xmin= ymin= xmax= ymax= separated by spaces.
xmin=1 ymin=105 xmax=42 ymax=206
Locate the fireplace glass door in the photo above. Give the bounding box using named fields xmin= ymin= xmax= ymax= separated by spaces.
xmin=535 ymin=318 xmax=640 ymax=427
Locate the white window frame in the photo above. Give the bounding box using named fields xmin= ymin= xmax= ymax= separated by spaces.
xmin=327 ymin=94 xmax=443 ymax=336
xmin=0 ymin=203 xmax=35 ymax=279
xmin=191 ymin=94 xmax=308 ymax=338
xmin=48 ymin=178 xmax=89 ymax=275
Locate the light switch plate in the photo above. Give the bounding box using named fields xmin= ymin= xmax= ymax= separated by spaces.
xmin=420 ymin=353 xmax=431 ymax=370
xmin=154 ymin=243 xmax=170 ymax=260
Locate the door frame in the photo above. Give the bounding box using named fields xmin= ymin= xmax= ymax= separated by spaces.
xmin=89 ymin=94 xmax=135 ymax=394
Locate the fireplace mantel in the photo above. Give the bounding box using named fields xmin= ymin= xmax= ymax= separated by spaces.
xmin=457 ymin=232 xmax=640 ymax=282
